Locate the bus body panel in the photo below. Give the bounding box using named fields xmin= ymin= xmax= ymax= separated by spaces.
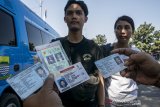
xmin=0 ymin=0 xmax=59 ymax=106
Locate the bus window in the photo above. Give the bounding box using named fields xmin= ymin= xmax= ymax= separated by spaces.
xmin=0 ymin=9 xmax=16 ymax=46
xmin=25 ymin=22 xmax=42 ymax=51
xmin=41 ymin=31 xmax=54 ymax=44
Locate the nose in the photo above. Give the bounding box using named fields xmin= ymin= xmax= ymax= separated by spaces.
xmin=121 ymin=28 xmax=126 ymax=33
xmin=120 ymin=28 xmax=127 ymax=37
xmin=72 ymin=12 xmax=78 ymax=18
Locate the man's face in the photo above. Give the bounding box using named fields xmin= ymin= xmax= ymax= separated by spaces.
xmin=64 ymin=3 xmax=88 ymax=32
xmin=114 ymin=21 xmax=133 ymax=43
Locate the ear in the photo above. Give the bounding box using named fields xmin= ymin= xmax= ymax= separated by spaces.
xmin=84 ymin=16 xmax=88 ymax=23
xmin=64 ymin=17 xmax=67 ymax=23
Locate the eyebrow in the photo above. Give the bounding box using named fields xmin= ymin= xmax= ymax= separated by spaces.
xmin=116 ymin=24 xmax=131 ymax=27
xmin=66 ymin=9 xmax=83 ymax=15
xmin=66 ymin=9 xmax=83 ymax=12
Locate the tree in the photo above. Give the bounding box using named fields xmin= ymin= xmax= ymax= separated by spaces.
xmin=93 ymin=34 xmax=107 ymax=46
xmin=131 ymin=22 xmax=160 ymax=53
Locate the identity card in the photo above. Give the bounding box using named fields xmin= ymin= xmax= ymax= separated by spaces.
xmin=95 ymin=53 xmax=127 ymax=78
xmin=35 ymin=40 xmax=71 ymax=75
xmin=54 ymin=62 xmax=90 ymax=93
xmin=7 ymin=62 xmax=49 ymax=100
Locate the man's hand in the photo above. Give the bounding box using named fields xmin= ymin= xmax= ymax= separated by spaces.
xmin=23 ymin=74 xmax=63 ymax=107
xmin=112 ymin=48 xmax=160 ymax=86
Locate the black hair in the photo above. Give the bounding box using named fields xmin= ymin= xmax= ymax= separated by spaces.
xmin=64 ymin=0 xmax=88 ymax=16
xmin=114 ymin=15 xmax=135 ymax=32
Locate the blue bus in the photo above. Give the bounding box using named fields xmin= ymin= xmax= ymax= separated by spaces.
xmin=0 ymin=0 xmax=59 ymax=106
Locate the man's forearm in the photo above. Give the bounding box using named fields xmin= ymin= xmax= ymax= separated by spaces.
xmin=97 ymin=74 xmax=105 ymax=107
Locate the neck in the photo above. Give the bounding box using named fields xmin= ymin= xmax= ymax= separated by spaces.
xmin=114 ymin=42 xmax=130 ymax=49
xmin=67 ymin=31 xmax=83 ymax=43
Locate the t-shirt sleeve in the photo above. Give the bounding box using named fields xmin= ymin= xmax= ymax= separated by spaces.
xmin=96 ymin=45 xmax=104 ymax=60
xmin=92 ymin=44 xmax=104 ymax=71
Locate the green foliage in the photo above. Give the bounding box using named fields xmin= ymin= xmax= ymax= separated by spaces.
xmin=131 ymin=22 xmax=160 ymax=53
xmin=93 ymin=34 xmax=107 ymax=46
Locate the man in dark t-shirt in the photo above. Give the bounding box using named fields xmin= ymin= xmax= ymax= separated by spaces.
xmin=51 ymin=1 xmax=105 ymax=107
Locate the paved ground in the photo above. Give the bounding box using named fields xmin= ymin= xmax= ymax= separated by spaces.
xmin=138 ymin=85 xmax=160 ymax=107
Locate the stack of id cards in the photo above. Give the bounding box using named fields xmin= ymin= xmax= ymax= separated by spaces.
xmin=7 ymin=41 xmax=90 ymax=99
xmin=35 ymin=40 xmax=90 ymax=92
xmin=95 ymin=53 xmax=127 ymax=78
xmin=7 ymin=62 xmax=49 ymax=100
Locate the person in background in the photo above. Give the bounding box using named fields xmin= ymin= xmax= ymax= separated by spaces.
xmin=101 ymin=15 xmax=140 ymax=107
xmin=51 ymin=0 xmax=105 ymax=107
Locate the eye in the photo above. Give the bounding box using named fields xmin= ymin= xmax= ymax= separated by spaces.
xmin=125 ymin=25 xmax=131 ymax=30
xmin=66 ymin=11 xmax=73 ymax=16
xmin=75 ymin=10 xmax=82 ymax=15
xmin=116 ymin=25 xmax=122 ymax=30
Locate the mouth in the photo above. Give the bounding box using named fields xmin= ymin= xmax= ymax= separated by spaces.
xmin=119 ymin=36 xmax=127 ymax=40
xmin=70 ymin=21 xmax=78 ymax=24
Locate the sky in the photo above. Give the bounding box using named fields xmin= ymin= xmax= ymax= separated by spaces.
xmin=20 ymin=0 xmax=160 ymax=43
